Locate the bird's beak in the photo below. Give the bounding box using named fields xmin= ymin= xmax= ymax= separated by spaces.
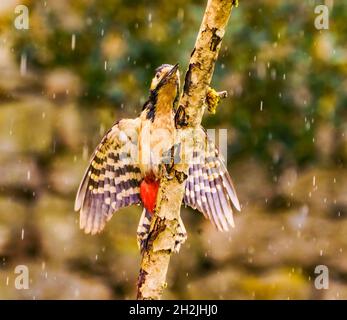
xmin=166 ymin=63 xmax=179 ymax=78
xmin=158 ymin=63 xmax=179 ymax=87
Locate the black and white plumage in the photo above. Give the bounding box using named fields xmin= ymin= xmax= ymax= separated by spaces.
xmin=74 ymin=63 xmax=240 ymax=253
xmin=74 ymin=118 xmax=143 ymax=235
xmin=183 ymin=128 xmax=240 ymax=232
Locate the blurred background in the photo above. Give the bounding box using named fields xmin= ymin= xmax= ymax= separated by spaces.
xmin=0 ymin=0 xmax=347 ymax=299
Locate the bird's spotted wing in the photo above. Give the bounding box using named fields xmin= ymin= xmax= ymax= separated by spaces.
xmin=184 ymin=129 xmax=240 ymax=231
xmin=75 ymin=118 xmax=143 ymax=235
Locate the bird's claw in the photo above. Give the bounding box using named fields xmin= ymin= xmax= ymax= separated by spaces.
xmin=159 ymin=162 xmax=175 ymax=180
xmin=164 ymin=165 xmax=175 ymax=180
xmin=206 ymin=87 xmax=228 ymax=114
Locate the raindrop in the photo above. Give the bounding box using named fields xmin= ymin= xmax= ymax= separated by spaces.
xmin=75 ymin=288 xmax=80 ymax=297
xmin=260 ymin=100 xmax=263 ymax=111
xmin=21 ymin=228 xmax=25 ymax=240
xmin=71 ymin=34 xmax=76 ymax=51
xmin=99 ymin=124 xmax=105 ymax=136
xmin=271 ymin=69 xmax=276 ymax=80
xmin=177 ymin=8 xmax=184 ymax=21
xmin=82 ymin=145 xmax=89 ymax=160
xmin=148 ymin=12 xmax=153 ymax=28
xmin=20 ymin=53 xmax=27 ymax=76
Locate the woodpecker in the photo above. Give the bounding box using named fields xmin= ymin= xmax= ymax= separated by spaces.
xmin=74 ymin=63 xmax=240 ymax=253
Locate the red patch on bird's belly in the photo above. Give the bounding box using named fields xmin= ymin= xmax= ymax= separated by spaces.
xmin=140 ymin=178 xmax=160 ymax=214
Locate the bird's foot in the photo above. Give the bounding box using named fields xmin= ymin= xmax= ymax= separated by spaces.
xmin=174 ymin=105 xmax=188 ymax=128
xmin=164 ymin=165 xmax=175 ymax=180
xmin=159 ymin=162 xmax=175 ymax=180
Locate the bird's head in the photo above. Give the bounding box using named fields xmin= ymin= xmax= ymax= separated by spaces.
xmin=150 ymin=63 xmax=180 ymax=98
xmin=142 ymin=64 xmax=180 ymax=117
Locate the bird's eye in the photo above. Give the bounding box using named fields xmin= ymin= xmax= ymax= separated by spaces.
xmin=155 ymin=73 xmax=160 ymax=79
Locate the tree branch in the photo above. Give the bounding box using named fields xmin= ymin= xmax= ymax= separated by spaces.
xmin=136 ymin=0 xmax=238 ymax=300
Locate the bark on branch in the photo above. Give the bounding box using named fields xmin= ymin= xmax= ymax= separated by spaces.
xmin=136 ymin=0 xmax=237 ymax=300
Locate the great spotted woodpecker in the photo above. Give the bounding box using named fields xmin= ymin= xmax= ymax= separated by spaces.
xmin=74 ymin=64 xmax=240 ymax=252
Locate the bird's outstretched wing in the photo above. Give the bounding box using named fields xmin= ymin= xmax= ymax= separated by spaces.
xmin=184 ymin=128 xmax=240 ymax=231
xmin=75 ymin=118 xmax=143 ymax=235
